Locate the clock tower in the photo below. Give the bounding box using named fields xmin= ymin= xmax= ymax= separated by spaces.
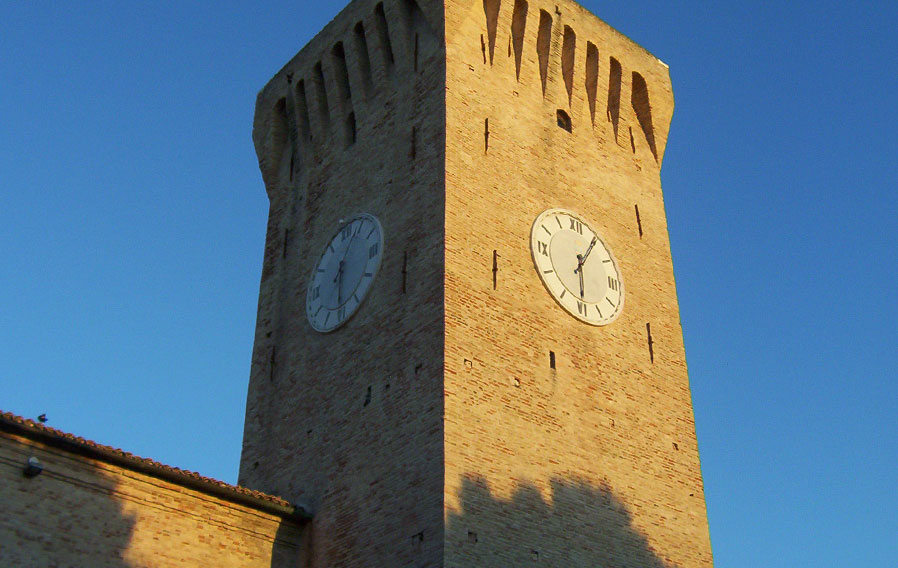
xmin=239 ymin=0 xmax=714 ymax=566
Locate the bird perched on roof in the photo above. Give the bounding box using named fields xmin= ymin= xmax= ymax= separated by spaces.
xmin=37 ymin=414 xmax=48 ymax=423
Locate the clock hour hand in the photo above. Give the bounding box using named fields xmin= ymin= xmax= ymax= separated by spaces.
xmin=577 ymin=254 xmax=585 ymax=298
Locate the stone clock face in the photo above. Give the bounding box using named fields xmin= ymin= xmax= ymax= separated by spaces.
xmin=306 ymin=214 xmax=384 ymax=333
xmin=530 ymin=208 xmax=624 ymax=325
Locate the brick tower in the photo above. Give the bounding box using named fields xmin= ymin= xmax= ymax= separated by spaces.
xmin=239 ymin=0 xmax=713 ymax=566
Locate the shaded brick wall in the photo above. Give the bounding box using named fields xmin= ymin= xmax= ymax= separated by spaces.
xmin=240 ymin=0 xmax=447 ymax=566
xmin=1 ymin=430 xmax=303 ymax=567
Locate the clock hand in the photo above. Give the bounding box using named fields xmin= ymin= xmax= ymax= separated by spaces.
xmin=335 ymin=260 xmax=344 ymax=305
xmin=577 ymin=254 xmax=585 ymax=298
xmin=575 ymin=237 xmax=598 ymax=274
xmin=332 ymin=221 xmax=361 ymax=305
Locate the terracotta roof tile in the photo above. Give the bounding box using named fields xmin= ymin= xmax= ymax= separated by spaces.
xmin=0 ymin=409 xmax=310 ymax=521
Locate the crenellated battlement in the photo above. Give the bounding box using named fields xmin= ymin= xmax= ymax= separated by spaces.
xmin=254 ymin=0 xmax=673 ymax=208
xmin=253 ymin=0 xmax=443 ymax=202
xmin=446 ymin=0 xmax=674 ymax=168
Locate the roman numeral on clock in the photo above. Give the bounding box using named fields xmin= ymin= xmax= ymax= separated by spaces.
xmin=569 ymin=218 xmax=583 ymax=234
xmin=538 ymin=241 xmax=549 ymax=256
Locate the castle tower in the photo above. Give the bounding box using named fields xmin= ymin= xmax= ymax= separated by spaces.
xmin=239 ymin=0 xmax=713 ymax=566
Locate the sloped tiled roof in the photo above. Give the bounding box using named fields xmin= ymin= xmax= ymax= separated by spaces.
xmin=0 ymin=410 xmax=311 ymax=522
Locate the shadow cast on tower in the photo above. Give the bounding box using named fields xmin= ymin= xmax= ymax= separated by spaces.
xmin=446 ymin=474 xmax=673 ymax=567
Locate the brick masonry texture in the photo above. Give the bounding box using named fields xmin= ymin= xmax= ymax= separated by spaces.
xmin=240 ymin=0 xmax=447 ymax=566
xmin=244 ymin=0 xmax=713 ymax=566
xmin=1 ymin=417 xmax=303 ymax=567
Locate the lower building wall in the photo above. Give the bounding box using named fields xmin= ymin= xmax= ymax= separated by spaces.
xmin=0 ymin=432 xmax=305 ymax=568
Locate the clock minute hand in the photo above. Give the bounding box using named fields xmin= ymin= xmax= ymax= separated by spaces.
xmin=574 ymin=237 xmax=598 ymax=275
xmin=335 ymin=260 xmax=344 ymax=305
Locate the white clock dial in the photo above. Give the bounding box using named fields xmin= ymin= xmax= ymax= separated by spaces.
xmin=530 ymin=208 xmax=624 ymax=325
xmin=306 ymin=214 xmax=384 ymax=332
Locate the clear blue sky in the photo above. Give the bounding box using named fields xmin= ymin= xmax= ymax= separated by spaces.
xmin=2 ymin=2 xmax=895 ymax=566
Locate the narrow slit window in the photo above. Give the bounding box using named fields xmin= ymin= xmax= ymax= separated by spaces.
xmin=537 ymin=10 xmax=552 ymax=96
xmin=634 ymin=204 xmax=643 ymax=237
xmin=346 ymin=112 xmax=356 ymax=146
xmin=313 ymin=61 xmax=330 ymax=127
xmin=511 ymin=0 xmax=528 ymax=80
xmin=296 ymin=80 xmax=312 ymax=141
xmin=607 ymin=57 xmax=622 ymax=140
xmin=585 ymin=42 xmax=599 ymax=125
xmin=374 ymin=3 xmax=395 ymax=68
xmin=561 ymin=26 xmax=576 ymax=105
xmin=646 ymin=323 xmax=654 ymax=363
xmin=483 ymin=0 xmax=501 ymax=65
xmin=266 ymin=98 xmax=289 ymax=182
xmin=631 ymin=71 xmax=658 ymax=160
xmin=331 ymin=42 xmax=352 ymax=104
xmin=354 ymin=23 xmax=373 ymax=92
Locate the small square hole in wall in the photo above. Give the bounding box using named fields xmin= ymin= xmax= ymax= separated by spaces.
xmin=411 ymin=531 xmax=424 ymax=552
xmin=556 ymin=109 xmax=572 ymax=132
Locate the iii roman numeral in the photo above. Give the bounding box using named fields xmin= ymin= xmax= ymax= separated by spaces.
xmin=369 ymin=242 xmax=379 ymax=258
xmin=608 ymin=276 xmax=619 ymax=291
